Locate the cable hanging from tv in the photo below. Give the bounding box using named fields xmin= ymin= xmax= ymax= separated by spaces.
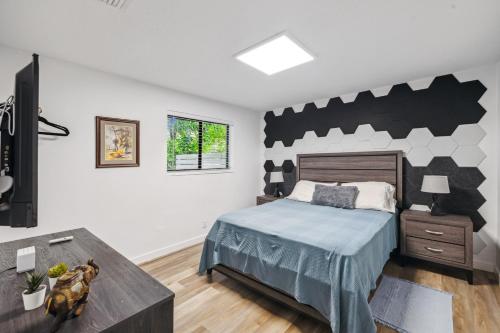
xmin=0 ymin=95 xmax=15 ymax=136
xmin=38 ymin=107 xmax=70 ymax=137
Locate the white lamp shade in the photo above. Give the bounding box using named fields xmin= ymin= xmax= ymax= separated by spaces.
xmin=421 ymin=175 xmax=450 ymax=194
xmin=269 ymin=172 xmax=284 ymax=183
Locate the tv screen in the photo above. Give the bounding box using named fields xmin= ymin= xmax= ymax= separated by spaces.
xmin=0 ymin=54 xmax=39 ymax=228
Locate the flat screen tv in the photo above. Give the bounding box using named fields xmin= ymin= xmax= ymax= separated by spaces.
xmin=0 ymin=54 xmax=39 ymax=227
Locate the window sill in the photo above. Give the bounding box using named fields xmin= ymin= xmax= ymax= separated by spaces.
xmin=166 ymin=169 xmax=233 ymax=176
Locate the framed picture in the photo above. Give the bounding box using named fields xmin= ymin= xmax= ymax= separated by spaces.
xmin=95 ymin=116 xmax=140 ymax=168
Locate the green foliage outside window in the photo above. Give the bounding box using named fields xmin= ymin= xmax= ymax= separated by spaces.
xmin=167 ymin=116 xmax=228 ymax=170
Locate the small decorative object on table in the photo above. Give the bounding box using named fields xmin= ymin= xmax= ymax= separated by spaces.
xmin=96 ymin=116 xmax=140 ymax=168
xmin=44 ymin=259 xmax=100 ymax=332
xmin=421 ymin=175 xmax=450 ymax=216
xmin=47 ymin=262 xmax=68 ymax=289
xmin=269 ymin=171 xmax=284 ymax=197
xmin=21 ymin=271 xmax=47 ymax=311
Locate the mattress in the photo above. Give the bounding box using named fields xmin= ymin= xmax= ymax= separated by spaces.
xmin=199 ymin=199 xmax=398 ymax=333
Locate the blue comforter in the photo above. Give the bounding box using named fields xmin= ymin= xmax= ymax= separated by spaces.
xmin=199 ymin=199 xmax=398 ymax=333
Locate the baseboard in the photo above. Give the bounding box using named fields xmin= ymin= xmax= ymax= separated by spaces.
xmin=131 ymin=233 xmax=207 ymax=265
xmin=473 ymin=258 xmax=496 ymax=273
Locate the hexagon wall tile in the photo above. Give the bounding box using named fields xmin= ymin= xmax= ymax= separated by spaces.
xmin=428 ymin=137 xmax=458 ymax=156
xmin=409 ymin=204 xmax=431 ymax=212
xmin=340 ymin=134 xmax=358 ymax=151
xmin=387 ymin=139 xmax=412 ymax=153
xmin=407 ymin=128 xmax=433 ymax=147
xmin=263 ymin=74 xmax=486 ymax=148
xmin=371 ymin=131 xmax=392 ymax=148
xmin=452 ymin=124 xmax=486 ymax=145
xmin=313 ymin=98 xmax=329 ymax=109
xmin=354 ymin=140 xmax=373 ymax=151
xmin=354 ymin=124 xmax=375 ymax=141
xmin=292 ymin=103 xmax=306 ymax=113
xmin=407 ymin=77 xmax=433 ymax=91
xmin=340 ymin=92 xmax=358 ymax=103
xmin=272 ymin=107 xmax=285 ymax=116
xmin=406 ymin=147 xmax=434 ymax=166
xmin=370 ymin=85 xmax=392 ymax=97
xmin=325 ymin=128 xmax=344 ymax=143
xmin=452 ymin=146 xmax=486 ymax=167
xmin=263 ymin=73 xmax=489 ymax=232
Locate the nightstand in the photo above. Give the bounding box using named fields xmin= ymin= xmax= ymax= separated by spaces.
xmin=256 ymin=195 xmax=282 ymax=205
xmin=400 ymin=210 xmax=474 ymax=284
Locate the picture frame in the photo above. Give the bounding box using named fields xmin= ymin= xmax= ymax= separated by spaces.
xmin=95 ymin=116 xmax=140 ymax=168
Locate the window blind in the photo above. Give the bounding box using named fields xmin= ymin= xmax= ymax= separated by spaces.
xmin=167 ymin=115 xmax=230 ymax=171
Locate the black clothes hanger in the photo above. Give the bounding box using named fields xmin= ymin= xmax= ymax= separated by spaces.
xmin=38 ymin=108 xmax=70 ymax=137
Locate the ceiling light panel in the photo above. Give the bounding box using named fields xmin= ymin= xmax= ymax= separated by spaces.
xmin=235 ymin=34 xmax=314 ymax=75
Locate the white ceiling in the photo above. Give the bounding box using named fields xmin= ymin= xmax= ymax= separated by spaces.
xmin=1 ymin=0 xmax=499 ymax=111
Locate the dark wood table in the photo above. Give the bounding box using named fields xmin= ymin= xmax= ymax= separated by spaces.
xmin=0 ymin=228 xmax=174 ymax=332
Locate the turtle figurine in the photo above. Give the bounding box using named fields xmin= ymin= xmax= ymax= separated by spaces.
xmin=44 ymin=259 xmax=99 ymax=332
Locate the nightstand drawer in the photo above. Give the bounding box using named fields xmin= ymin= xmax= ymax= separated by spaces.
xmin=406 ymin=220 xmax=464 ymax=245
xmin=406 ymin=236 xmax=465 ymax=264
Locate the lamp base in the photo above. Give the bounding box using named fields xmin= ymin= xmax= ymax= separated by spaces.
xmin=430 ymin=193 xmax=446 ymax=216
xmin=273 ymin=184 xmax=281 ymax=198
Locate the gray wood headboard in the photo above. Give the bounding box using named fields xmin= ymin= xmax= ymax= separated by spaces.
xmin=296 ymin=151 xmax=403 ymax=206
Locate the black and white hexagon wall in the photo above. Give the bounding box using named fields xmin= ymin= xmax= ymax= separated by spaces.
xmin=262 ymin=73 xmax=491 ymax=233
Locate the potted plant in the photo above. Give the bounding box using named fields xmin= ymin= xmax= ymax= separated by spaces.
xmin=47 ymin=262 xmax=68 ymax=289
xmin=20 ymin=271 xmax=47 ymax=310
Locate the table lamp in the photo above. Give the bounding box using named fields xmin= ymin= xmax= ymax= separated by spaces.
xmin=421 ymin=175 xmax=450 ymax=216
xmin=270 ymin=171 xmax=284 ymax=197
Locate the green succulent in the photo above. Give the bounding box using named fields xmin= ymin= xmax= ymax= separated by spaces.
xmin=21 ymin=271 xmax=46 ymax=294
xmin=47 ymin=262 xmax=68 ymax=278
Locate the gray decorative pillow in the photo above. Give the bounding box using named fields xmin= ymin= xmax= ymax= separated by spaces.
xmin=311 ymin=184 xmax=359 ymax=209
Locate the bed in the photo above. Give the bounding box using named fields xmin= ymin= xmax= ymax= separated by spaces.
xmin=199 ymin=151 xmax=403 ymax=333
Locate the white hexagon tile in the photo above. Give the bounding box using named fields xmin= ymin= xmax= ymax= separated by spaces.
xmin=451 ymin=124 xmax=486 ymax=146
xmin=409 ymin=204 xmax=431 ymax=212
xmin=292 ymin=103 xmax=306 ymax=113
xmin=313 ymin=98 xmax=329 ymax=109
xmin=370 ymin=85 xmax=392 ymax=97
xmin=371 ymin=131 xmax=392 ymax=149
xmin=354 ymin=124 xmax=375 ymax=141
xmin=301 ymin=131 xmax=318 ymax=145
xmin=387 ymin=139 xmax=412 ymax=154
xmin=341 ymin=134 xmax=358 ymax=151
xmin=407 ymin=128 xmax=434 ymax=147
xmin=428 ymin=137 xmax=458 ymax=156
xmin=272 ymin=107 xmax=285 ymax=116
xmin=328 ymin=143 xmax=343 ymax=153
xmin=354 ymin=140 xmax=373 ymax=152
xmin=325 ymin=128 xmax=344 ymax=144
xmin=452 ymin=146 xmax=486 ymax=167
xmin=339 ymin=92 xmax=358 ymax=103
xmin=406 ymin=147 xmax=434 ymax=166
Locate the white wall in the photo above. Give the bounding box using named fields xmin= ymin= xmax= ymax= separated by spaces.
xmin=497 ymin=61 xmax=500 ymax=275
xmin=0 ymin=45 xmax=261 ymax=262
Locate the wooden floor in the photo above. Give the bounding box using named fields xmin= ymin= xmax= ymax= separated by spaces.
xmin=140 ymin=243 xmax=500 ymax=333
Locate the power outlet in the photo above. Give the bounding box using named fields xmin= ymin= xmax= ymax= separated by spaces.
xmin=202 ymin=221 xmax=208 ymax=229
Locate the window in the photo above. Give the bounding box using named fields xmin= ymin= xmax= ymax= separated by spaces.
xmin=167 ymin=115 xmax=229 ymax=171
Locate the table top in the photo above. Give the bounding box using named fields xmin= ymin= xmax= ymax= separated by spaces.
xmin=0 ymin=228 xmax=174 ymax=333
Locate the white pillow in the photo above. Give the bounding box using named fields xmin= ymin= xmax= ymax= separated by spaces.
xmin=287 ymin=180 xmax=338 ymax=202
xmin=341 ymin=182 xmax=396 ymax=213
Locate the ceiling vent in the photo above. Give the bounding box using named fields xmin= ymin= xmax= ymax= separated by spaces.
xmin=98 ymin=0 xmax=129 ymax=9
